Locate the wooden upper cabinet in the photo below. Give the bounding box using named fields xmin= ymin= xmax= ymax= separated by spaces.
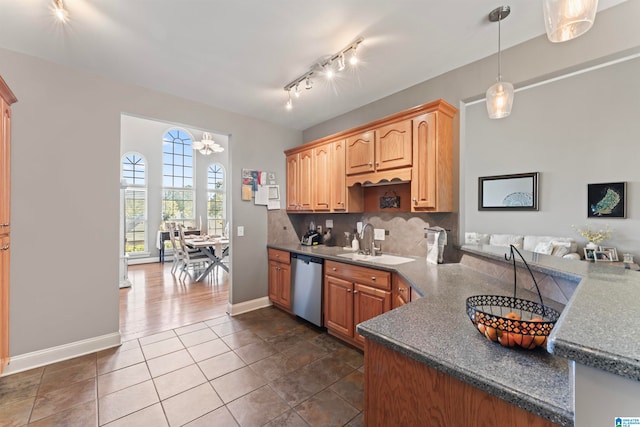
xmin=298 ymin=149 xmax=313 ymax=211
xmin=346 ymin=131 xmax=375 ymax=175
xmin=375 ymin=119 xmax=412 ymax=171
xmin=285 ymin=153 xmax=299 ymax=210
xmin=411 ymin=111 xmax=453 ymax=212
xmin=331 ymin=139 xmax=347 ymax=211
xmin=312 ymin=144 xmax=331 ymax=211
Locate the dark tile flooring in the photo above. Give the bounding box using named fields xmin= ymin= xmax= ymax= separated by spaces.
xmin=0 ymin=307 xmax=364 ymax=427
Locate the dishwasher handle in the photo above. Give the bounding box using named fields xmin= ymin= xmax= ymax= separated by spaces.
xmin=292 ymin=253 xmax=324 ymax=265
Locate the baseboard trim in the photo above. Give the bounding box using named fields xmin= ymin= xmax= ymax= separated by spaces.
xmin=1 ymin=332 xmax=121 ymax=377
xmin=227 ymin=297 xmax=271 ymax=316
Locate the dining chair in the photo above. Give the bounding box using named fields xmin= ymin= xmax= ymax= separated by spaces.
xmin=176 ymin=224 xmax=211 ymax=281
xmin=167 ymin=222 xmax=184 ymax=275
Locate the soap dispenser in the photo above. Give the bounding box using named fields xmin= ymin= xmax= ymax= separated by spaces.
xmin=351 ymin=233 xmax=360 ymax=251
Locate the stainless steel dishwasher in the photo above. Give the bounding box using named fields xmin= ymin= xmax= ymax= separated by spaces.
xmin=291 ymin=253 xmax=324 ymax=327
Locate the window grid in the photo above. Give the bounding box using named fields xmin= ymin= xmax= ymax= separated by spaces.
xmin=122 ymin=154 xmax=147 ymax=253
xmin=162 ymin=129 xmax=195 ymax=234
xmin=207 ymin=163 xmax=226 ymax=236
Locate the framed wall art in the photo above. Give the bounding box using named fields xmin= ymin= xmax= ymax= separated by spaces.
xmin=478 ymin=172 xmax=539 ymax=211
xmin=587 ymin=182 xmax=626 ymax=218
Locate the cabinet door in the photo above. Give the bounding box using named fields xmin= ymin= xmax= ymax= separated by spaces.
xmin=0 ymin=235 xmax=9 ymax=372
xmin=268 ymin=260 xmax=281 ymax=303
xmin=277 ymin=262 xmax=291 ymax=309
xmin=346 ymin=131 xmax=375 ymax=175
xmin=392 ymin=275 xmax=411 ymax=309
xmin=331 ymin=139 xmax=346 ymax=211
xmin=324 ymin=275 xmax=354 ymax=338
xmin=286 ymin=154 xmax=299 ymax=211
xmin=375 ymin=119 xmax=412 ymax=171
xmin=298 ymin=149 xmax=313 ymax=211
xmin=312 ymin=144 xmax=331 ymax=211
xmin=353 ymin=283 xmax=391 ymax=346
xmin=0 ymin=99 xmax=10 ymax=234
xmin=411 ymin=112 xmax=437 ymax=210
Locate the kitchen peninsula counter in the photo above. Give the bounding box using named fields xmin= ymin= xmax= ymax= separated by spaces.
xmin=268 ymin=243 xmax=572 ymax=426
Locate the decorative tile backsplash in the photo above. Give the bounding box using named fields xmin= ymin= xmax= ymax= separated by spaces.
xmin=267 ymin=210 xmax=459 ymax=262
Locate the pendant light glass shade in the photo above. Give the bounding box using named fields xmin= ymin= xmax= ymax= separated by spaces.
xmin=543 ymin=0 xmax=598 ymax=43
xmin=486 ymin=80 xmax=514 ymax=119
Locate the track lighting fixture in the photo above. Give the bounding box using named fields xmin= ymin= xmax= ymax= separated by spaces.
xmin=53 ymin=0 xmax=68 ymax=22
xmin=283 ymin=38 xmax=363 ymax=110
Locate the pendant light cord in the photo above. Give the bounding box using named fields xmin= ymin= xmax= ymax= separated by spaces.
xmin=498 ymin=13 xmax=502 ymax=82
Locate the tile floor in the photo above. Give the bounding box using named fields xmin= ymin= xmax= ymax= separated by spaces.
xmin=0 ymin=307 xmax=364 ymax=427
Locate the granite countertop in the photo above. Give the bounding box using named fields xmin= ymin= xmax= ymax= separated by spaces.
xmin=461 ymin=244 xmax=640 ymax=383
xmin=268 ymin=242 xmax=573 ymax=426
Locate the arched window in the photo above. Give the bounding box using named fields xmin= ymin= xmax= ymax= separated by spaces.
xmin=207 ymin=163 xmax=226 ymax=236
xmin=162 ymin=129 xmax=195 ymax=229
xmin=122 ymin=153 xmax=147 ymax=254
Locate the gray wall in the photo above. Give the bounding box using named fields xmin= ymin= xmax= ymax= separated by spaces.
xmin=465 ymin=56 xmax=640 ymax=256
xmin=302 ymin=1 xmax=640 ymax=258
xmin=2 ymin=48 xmax=300 ymax=356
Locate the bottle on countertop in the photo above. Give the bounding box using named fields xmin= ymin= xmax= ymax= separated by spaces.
xmin=351 ymin=234 xmax=360 ymax=251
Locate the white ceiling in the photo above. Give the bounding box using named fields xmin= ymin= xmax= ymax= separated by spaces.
xmin=0 ymin=1 xmax=627 ymax=130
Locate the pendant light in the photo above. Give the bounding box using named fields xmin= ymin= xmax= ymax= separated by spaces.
xmin=486 ymin=6 xmax=514 ymax=120
xmin=192 ymin=132 xmax=224 ymax=155
xmin=543 ymin=0 xmax=598 ymax=43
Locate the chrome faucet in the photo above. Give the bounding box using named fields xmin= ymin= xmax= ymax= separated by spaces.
xmin=360 ymin=223 xmax=382 ymax=256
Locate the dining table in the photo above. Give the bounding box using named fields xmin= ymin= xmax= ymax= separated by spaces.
xmin=184 ymin=236 xmax=230 ymax=281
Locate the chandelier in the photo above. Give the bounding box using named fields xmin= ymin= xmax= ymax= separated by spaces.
xmin=192 ymin=132 xmax=224 ymax=155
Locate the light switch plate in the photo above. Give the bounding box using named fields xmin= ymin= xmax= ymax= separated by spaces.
xmin=374 ymin=228 xmax=385 ymax=241
xmin=326 ymin=219 xmax=334 ymax=229
xmin=237 ymin=226 xmax=244 ymax=237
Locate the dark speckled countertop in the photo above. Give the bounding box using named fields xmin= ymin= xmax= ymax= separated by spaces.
xmin=268 ymin=242 xmax=640 ymax=426
xmin=268 ymin=243 xmax=573 ymax=426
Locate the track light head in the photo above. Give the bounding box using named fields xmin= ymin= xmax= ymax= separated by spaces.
xmin=305 ymin=76 xmax=313 ymax=90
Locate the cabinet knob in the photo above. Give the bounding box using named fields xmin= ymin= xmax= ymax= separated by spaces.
xmin=398 ymin=287 xmax=405 ymax=292
xmin=353 ymin=290 xmax=359 ymax=294
xmin=375 ymin=161 xmax=379 ymax=166
xmin=368 ymin=162 xmax=373 ymax=167
xmin=1 ymin=245 xmax=9 ymax=251
xmin=371 ymin=276 xmax=376 ymax=281
xmin=332 ymin=267 xmax=337 ymax=271
xmin=346 ymin=289 xmax=351 ymax=293
xmin=412 ymin=198 xmax=417 ymax=204
xmin=1 ymin=223 xmax=9 ymax=227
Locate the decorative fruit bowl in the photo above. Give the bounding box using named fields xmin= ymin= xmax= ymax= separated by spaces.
xmin=466 ymin=244 xmax=561 ymax=350
xmin=466 ymin=295 xmax=560 ymax=349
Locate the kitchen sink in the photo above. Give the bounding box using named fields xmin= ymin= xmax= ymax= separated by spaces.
xmin=336 ymin=253 xmax=416 ymax=265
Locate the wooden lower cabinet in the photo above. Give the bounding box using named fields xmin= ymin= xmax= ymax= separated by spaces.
xmin=268 ymin=249 xmax=291 ymax=311
xmin=324 ymin=260 xmax=391 ymax=349
xmin=364 ymin=339 xmax=560 ymax=427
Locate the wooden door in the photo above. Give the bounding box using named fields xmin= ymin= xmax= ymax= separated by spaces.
xmin=285 ymin=154 xmax=299 ymax=211
xmin=298 ymin=149 xmax=313 ymax=211
xmin=331 ymin=139 xmax=346 ymax=211
xmin=312 ymin=144 xmax=331 ymax=211
xmin=324 ymin=275 xmax=354 ymax=338
xmin=375 ymin=120 xmax=412 ymax=171
xmin=0 ymin=98 xmax=10 ymax=234
xmin=0 ymin=235 xmax=9 ymax=371
xmin=276 ymin=262 xmax=291 ymax=310
xmin=392 ymin=275 xmax=411 ymax=309
xmin=268 ymin=260 xmax=281 ymax=303
xmin=353 ymin=283 xmax=391 ymax=346
xmin=411 ymin=112 xmax=437 ymax=210
xmin=346 ymin=131 xmax=375 ymax=175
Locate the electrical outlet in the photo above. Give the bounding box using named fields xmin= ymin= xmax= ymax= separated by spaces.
xmin=237 ymin=226 xmax=244 ymax=237
xmin=374 ymin=228 xmax=385 ymax=241
xmin=326 ymin=219 xmax=334 ymax=229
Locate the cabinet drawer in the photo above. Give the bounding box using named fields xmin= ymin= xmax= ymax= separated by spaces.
xmin=268 ymin=248 xmax=290 ymax=264
xmin=325 ymin=260 xmax=390 ymax=290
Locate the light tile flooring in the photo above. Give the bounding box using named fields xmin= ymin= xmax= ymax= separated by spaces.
xmin=0 ymin=307 xmax=364 ymax=427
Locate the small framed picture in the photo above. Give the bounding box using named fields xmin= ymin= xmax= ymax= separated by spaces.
xmin=598 ymin=246 xmax=618 ymax=261
xmin=584 ymin=248 xmax=595 ymax=261
xmin=594 ymin=251 xmax=614 ymax=262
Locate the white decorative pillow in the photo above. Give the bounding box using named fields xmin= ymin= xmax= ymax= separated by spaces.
xmin=533 ymin=241 xmax=554 ymax=255
xmin=489 ymin=234 xmax=524 ymax=249
xmin=550 ymin=240 xmax=572 ymax=257
xmin=465 ymin=232 xmax=490 ymax=245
